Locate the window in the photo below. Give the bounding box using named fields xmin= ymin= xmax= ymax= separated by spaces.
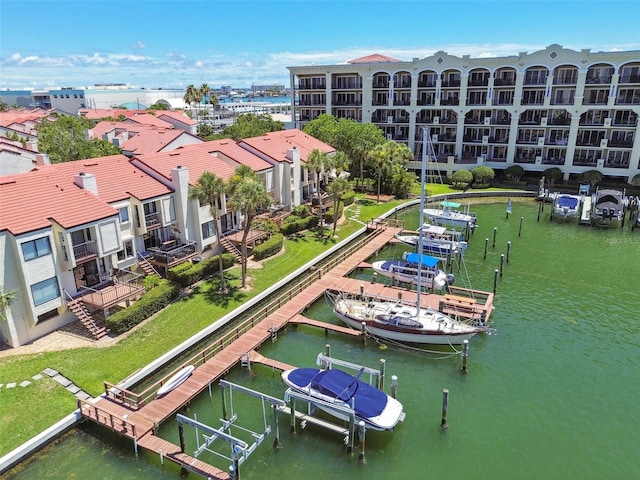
xmin=22 ymin=237 xmax=52 ymax=261
xmin=31 ymin=277 xmax=60 ymax=306
xmin=201 ymin=220 xmax=216 ymax=239
xmin=117 ymin=239 xmax=134 ymax=261
xmin=119 ymin=207 xmax=130 ymax=224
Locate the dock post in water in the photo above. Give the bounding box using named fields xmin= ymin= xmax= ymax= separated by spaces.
xmin=361 ymin=322 xmax=367 ymax=345
xmin=441 ymin=389 xmax=449 ymax=430
xmin=519 ymin=216 xmax=524 ymax=236
xmin=461 ymin=340 xmax=469 ymax=373
xmin=289 ymin=397 xmax=296 ymax=433
xmin=221 ymin=387 xmax=228 ymax=420
xmin=378 ymin=359 xmax=386 ymax=390
xmin=493 ymin=269 xmax=499 ymax=293
xmin=484 ymin=237 xmax=488 ymax=259
xmin=500 ymin=254 xmax=505 ymax=277
xmin=273 ymin=404 xmax=281 ymax=449
xmin=358 ymin=421 xmax=366 ymax=463
xmin=493 ymin=227 xmax=497 ymax=248
xmin=178 ymin=424 xmax=185 ymax=452
xmin=391 ymin=375 xmax=398 ymax=399
xmin=372 ymin=272 xmax=377 ymax=284
xmin=506 ymin=241 xmax=512 ymax=263
xmin=323 ymin=344 xmax=331 ymax=367
xmin=159 ymin=448 xmax=164 ymax=466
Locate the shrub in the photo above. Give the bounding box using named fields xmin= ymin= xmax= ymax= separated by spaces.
xmin=252 ymin=218 xmax=279 ymax=236
xmin=167 ymin=253 xmax=235 ymax=288
xmin=472 ymin=166 xmax=495 ymax=184
xmin=106 ymin=279 xmax=180 ymax=334
xmin=450 ymin=169 xmax=473 ymax=189
xmin=342 ymin=190 xmax=356 ymax=206
xmin=292 ymin=204 xmax=310 ymax=217
xmin=253 ymin=233 xmax=284 ymax=260
xmin=280 ymin=215 xmax=319 ymax=235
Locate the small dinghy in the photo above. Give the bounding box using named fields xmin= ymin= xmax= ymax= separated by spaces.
xmin=156 ymin=365 xmax=195 ymax=398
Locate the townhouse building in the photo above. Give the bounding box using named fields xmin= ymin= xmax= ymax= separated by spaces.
xmin=0 ymin=130 xmax=334 ymax=348
xmin=288 ymin=44 xmax=640 ymax=182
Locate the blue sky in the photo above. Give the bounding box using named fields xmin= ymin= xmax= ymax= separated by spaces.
xmin=1 ymin=0 xmax=639 ymax=90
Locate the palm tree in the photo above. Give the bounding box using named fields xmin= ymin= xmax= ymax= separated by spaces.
xmin=368 ymin=142 xmax=393 ymax=203
xmin=325 ymin=176 xmax=351 ymax=237
xmin=227 ymin=166 xmax=271 ymax=288
xmin=189 ymin=172 xmax=228 ymax=292
xmin=200 ymin=83 xmax=212 ymax=119
xmin=0 ymin=285 xmax=17 ymax=347
xmin=305 ymin=149 xmax=328 ymax=238
xmin=184 ymin=84 xmax=201 ymax=119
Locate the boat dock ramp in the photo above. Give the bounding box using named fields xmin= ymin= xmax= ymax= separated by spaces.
xmin=78 ymin=221 xmax=493 ymax=478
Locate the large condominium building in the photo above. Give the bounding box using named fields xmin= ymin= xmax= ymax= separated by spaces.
xmin=288 ymin=44 xmax=640 ymax=182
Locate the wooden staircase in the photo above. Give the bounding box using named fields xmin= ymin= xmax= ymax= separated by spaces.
xmin=66 ymin=297 xmax=109 ymax=340
xmin=219 ymin=236 xmax=242 ymax=262
xmin=137 ymin=253 xmax=161 ymax=277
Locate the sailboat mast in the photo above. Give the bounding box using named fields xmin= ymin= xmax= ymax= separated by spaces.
xmin=416 ymin=127 xmax=429 ymax=311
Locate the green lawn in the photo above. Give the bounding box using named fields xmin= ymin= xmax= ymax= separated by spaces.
xmin=0 ymin=185 xmax=478 ymax=455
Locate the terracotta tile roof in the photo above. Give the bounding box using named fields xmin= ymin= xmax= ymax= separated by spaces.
xmin=347 ymin=53 xmax=402 ymax=63
xmin=239 ymin=129 xmax=335 ymax=164
xmin=0 ymin=168 xmax=118 ymax=235
xmin=79 ymin=109 xmax=174 ymax=128
xmin=189 ymin=140 xmax=272 ymax=172
xmin=122 ymin=129 xmax=198 ymax=155
xmin=156 ymin=110 xmax=198 ymax=126
xmin=44 ymin=155 xmax=173 ymax=203
xmin=134 ymin=148 xmax=237 ymax=184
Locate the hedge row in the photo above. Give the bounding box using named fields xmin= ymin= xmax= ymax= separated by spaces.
xmin=167 ymin=253 xmax=235 ymax=288
xmin=105 ymin=279 xmax=180 ymax=334
xmin=253 ymin=233 xmax=284 ymax=261
xmin=279 ymin=215 xmax=319 ymax=235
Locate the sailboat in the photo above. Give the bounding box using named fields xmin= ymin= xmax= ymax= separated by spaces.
xmin=327 ymin=126 xmax=486 ymax=345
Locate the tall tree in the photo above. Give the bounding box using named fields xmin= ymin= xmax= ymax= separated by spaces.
xmin=189 ymin=172 xmax=228 ymax=292
xmin=0 ymin=285 xmax=17 ymax=347
xmin=227 ymin=166 xmax=271 ymax=288
xmin=325 ymin=176 xmax=351 ymax=237
xmin=218 ymin=114 xmax=284 ymax=140
xmin=36 ymin=116 xmax=120 ymax=163
xmin=305 ymin=149 xmax=328 ymax=238
xmin=184 ymin=84 xmax=201 ymax=119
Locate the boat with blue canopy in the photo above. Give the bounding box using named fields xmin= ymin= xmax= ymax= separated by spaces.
xmin=371 ymin=252 xmax=454 ymax=290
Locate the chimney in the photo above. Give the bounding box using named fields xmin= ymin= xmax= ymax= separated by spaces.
xmin=74 ymin=172 xmax=98 ymax=197
xmin=170 ymin=165 xmax=189 ymax=240
xmin=34 ymin=153 xmax=50 ymax=166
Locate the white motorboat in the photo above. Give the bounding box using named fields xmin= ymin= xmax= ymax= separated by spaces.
xmin=552 ymin=194 xmax=582 ymax=220
xmin=424 ymin=201 xmax=477 ymax=230
xmin=281 ymin=367 xmax=405 ymax=431
xmin=371 ymin=252 xmax=454 ymax=290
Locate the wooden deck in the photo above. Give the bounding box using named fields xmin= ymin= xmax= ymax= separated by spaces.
xmin=80 ymin=222 xmax=493 ymax=478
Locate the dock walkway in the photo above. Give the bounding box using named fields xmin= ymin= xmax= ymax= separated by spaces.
xmin=80 ymin=222 xmax=493 ymax=478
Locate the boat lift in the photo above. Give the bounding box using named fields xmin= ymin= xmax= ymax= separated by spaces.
xmin=176 ymin=380 xmax=286 ymax=479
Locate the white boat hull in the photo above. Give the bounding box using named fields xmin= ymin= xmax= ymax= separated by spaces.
xmin=371 ymin=260 xmax=450 ymax=290
xmin=424 ymin=208 xmax=476 ymax=229
xmin=156 ymin=365 xmax=195 ymax=397
xmin=331 ymin=293 xmax=484 ymax=345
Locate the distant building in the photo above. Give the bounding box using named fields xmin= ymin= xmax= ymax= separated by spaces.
xmin=288 ymin=44 xmax=640 ymax=182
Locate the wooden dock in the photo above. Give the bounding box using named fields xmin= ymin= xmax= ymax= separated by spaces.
xmin=79 ymin=222 xmax=493 ymax=478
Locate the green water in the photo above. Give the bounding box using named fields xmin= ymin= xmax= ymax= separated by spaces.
xmin=7 ymin=201 xmax=640 ymax=479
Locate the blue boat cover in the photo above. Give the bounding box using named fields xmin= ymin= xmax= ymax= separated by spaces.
xmin=557 ymin=196 xmax=579 ymax=208
xmin=404 ymin=253 xmax=439 ymax=267
xmin=286 ymin=368 xmax=387 ymax=419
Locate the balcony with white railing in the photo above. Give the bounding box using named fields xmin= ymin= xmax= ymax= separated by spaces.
xmin=78 ymin=269 xmax=145 ymax=310
xmin=146 ymin=240 xmax=198 ymax=269
xmin=73 ymin=240 xmax=98 ymax=263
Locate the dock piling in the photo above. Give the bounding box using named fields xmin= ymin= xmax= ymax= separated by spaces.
xmin=461 ymin=340 xmax=469 ymax=373
xmin=506 ymin=241 xmax=511 ymax=263
xmin=484 ymin=237 xmax=488 ymax=259
xmin=493 ymin=227 xmax=497 ymax=248
xmin=372 ymin=272 xmax=377 ymax=284
xmin=519 ymin=216 xmax=524 ymax=236
xmin=391 ymin=375 xmax=398 ymax=399
xmin=500 ymin=254 xmax=505 ymax=277
xmin=493 ymin=269 xmax=499 ymax=293
xmin=358 ymin=421 xmax=366 ymax=463
xmin=272 ymin=404 xmax=281 ymax=449
xmin=441 ymin=389 xmax=449 ymax=430
xmin=378 ymin=359 xmax=386 ymax=390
